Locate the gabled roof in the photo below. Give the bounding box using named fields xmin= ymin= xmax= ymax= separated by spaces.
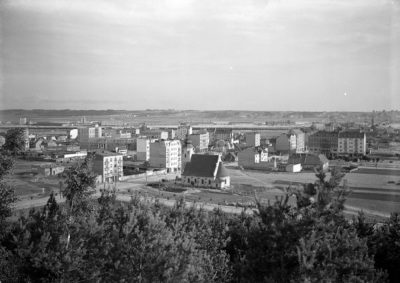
xmin=182 ymin=154 xmax=219 ymax=177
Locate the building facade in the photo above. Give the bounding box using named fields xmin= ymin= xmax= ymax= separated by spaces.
xmin=136 ymin=137 xmax=150 ymax=161
xmin=149 ymin=140 xmax=182 ymax=172
xmin=93 ymin=152 xmax=123 ymax=183
xmin=338 ymin=131 xmax=366 ymax=156
xmin=291 ymin=129 xmax=305 ymax=153
xmin=308 ymin=131 xmax=339 ymax=156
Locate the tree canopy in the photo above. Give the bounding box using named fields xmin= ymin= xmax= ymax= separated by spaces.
xmin=2 ymin=128 xmax=27 ymax=155
xmin=0 ymin=160 xmax=399 ymax=282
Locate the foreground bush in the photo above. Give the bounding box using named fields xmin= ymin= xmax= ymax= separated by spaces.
xmin=0 ymin=156 xmax=398 ymax=282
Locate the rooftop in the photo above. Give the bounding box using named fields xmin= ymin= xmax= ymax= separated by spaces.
xmin=95 ymin=151 xmax=123 ymax=158
xmin=182 ymin=154 xmax=220 ymax=177
xmin=339 ymin=131 xmax=365 ymax=138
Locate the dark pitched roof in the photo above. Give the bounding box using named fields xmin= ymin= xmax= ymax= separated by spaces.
xmin=182 ymin=154 xmax=219 ymax=177
xmin=216 ymin=162 xmax=229 ymax=178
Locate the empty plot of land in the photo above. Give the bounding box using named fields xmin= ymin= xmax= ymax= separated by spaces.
xmin=5 ymin=160 xmax=62 ymax=196
xmin=355 ymin=168 xmax=400 ymax=176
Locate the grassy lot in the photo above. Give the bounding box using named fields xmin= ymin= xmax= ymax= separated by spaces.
xmin=355 ymin=168 xmax=400 ymax=176
xmin=346 ymin=198 xmax=400 ymax=215
xmin=5 ymin=159 xmax=63 ymax=197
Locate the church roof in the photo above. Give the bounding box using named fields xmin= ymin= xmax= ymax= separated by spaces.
xmin=182 ymin=154 xmax=219 ymax=177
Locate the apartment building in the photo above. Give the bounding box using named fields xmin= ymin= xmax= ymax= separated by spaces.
xmin=149 ymin=140 xmax=182 ymax=172
xmin=308 ymin=131 xmax=339 ymax=155
xmin=93 ymin=151 xmax=123 ymax=183
xmin=338 ymin=131 xmax=366 ymax=156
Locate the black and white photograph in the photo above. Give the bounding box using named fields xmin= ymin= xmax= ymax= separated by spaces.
xmin=0 ymin=0 xmax=399 ymax=282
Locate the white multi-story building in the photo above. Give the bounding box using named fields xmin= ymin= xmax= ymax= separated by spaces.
xmin=150 ymin=140 xmax=182 ymax=173
xmin=136 ymin=137 xmax=150 ymax=161
xmin=338 ymin=131 xmax=366 ymax=155
xmin=93 ymin=151 xmax=123 ymax=183
xmin=291 ymin=129 xmax=305 ymax=153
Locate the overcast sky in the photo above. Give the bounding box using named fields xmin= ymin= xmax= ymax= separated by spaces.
xmin=0 ymin=0 xmax=399 ymax=111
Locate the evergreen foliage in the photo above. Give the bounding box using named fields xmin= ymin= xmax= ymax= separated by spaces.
xmin=2 ymin=128 xmax=27 ymax=155
xmin=0 ymin=158 xmax=399 ymax=282
xmin=0 ymin=154 xmax=17 ymax=223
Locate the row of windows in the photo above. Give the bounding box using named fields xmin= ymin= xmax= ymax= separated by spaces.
xmin=187 ymin=178 xmax=212 ymax=185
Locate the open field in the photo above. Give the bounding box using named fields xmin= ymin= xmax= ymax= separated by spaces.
xmin=6 ymin=159 xmax=400 ymax=217
xmin=354 ymin=168 xmax=400 ymax=176
xmin=224 ymin=167 xmax=400 ymax=214
xmin=5 ymin=160 xmax=62 ymax=197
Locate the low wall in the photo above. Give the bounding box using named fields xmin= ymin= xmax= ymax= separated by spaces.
xmin=119 ymin=169 xmax=168 ymax=181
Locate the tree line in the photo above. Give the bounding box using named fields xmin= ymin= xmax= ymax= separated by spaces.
xmin=1 ymin=140 xmax=400 ymax=282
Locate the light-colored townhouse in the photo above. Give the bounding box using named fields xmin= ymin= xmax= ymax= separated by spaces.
xmin=93 ymin=151 xmax=123 ymax=183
